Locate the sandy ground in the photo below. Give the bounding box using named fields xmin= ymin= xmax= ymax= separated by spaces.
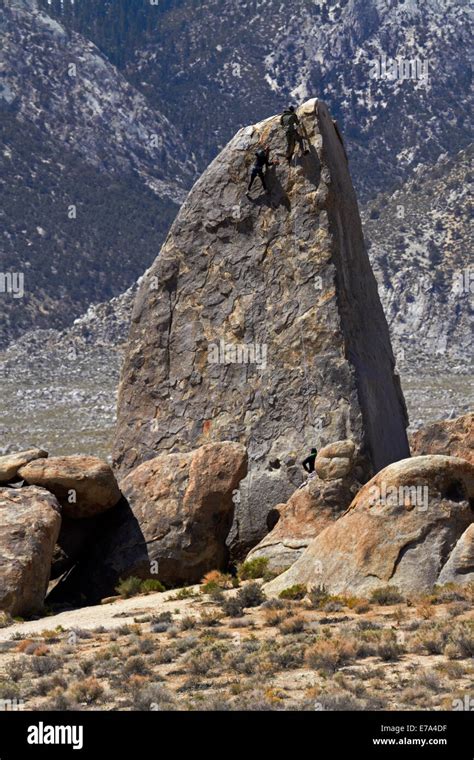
xmin=0 ymin=588 xmax=201 ymax=641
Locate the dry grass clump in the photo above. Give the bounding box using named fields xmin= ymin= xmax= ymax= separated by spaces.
xmin=279 ymin=616 xmax=306 ymax=635
xmin=305 ymin=636 xmax=358 ymax=674
xmin=69 ymin=677 xmax=104 ymax=705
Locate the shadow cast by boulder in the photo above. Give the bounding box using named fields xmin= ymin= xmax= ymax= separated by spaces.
xmin=47 ymin=496 xmax=150 ymax=608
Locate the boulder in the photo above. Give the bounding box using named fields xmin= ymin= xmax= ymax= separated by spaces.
xmin=226 ymin=465 xmax=302 ymax=560
xmin=410 ymin=413 xmax=473 ymax=465
xmin=113 ymin=98 xmax=410 ymax=557
xmin=315 ymin=439 xmax=360 ymax=480
xmin=438 ymin=524 xmax=474 ymax=586
xmin=265 ymin=455 xmax=474 ymax=597
xmin=0 ymin=486 xmax=61 ymax=616
xmin=47 ymin=442 xmax=247 ymax=601
xmin=18 ymin=455 xmax=121 ymax=518
xmin=246 ymin=475 xmax=357 ymax=572
xmin=0 ymin=448 xmax=48 ymax=482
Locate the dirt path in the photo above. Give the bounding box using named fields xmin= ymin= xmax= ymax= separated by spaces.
xmin=0 ymin=587 xmax=201 ymax=641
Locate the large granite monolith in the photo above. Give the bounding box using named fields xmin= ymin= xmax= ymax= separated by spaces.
xmin=113 ymin=98 xmax=410 ymax=557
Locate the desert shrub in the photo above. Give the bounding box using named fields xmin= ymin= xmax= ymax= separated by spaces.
xmin=205 ymin=585 xmax=226 ymax=603
xmin=124 ymin=656 xmax=149 ymax=676
xmin=5 ymin=659 xmax=29 ymax=683
xmin=306 ymin=638 xmax=357 ymax=673
xmin=150 ymin=612 xmax=173 ymax=633
xmin=134 ymin=683 xmax=175 ymax=711
xmin=151 ymin=621 xmax=171 ymax=634
xmin=116 ymin=624 xmax=133 ymax=636
xmin=154 ymin=648 xmax=176 ymax=665
xmin=201 ymin=571 xmax=234 ymax=588
xmin=69 ymin=677 xmax=103 ymax=704
xmin=0 ymin=679 xmax=21 ymax=701
xmin=263 ymin=608 xmax=285 ymax=626
xmin=33 ymin=674 xmax=68 ymax=697
xmin=116 ymin=577 xmax=143 ymax=598
xmin=435 ymin=660 xmax=467 ymax=678
xmin=169 ymin=587 xmax=197 ymax=600
xmin=323 ymin=600 xmax=344 ymax=613
xmin=200 ymin=579 xmax=222 ymax=598
xmin=186 ymin=652 xmax=213 ymax=676
xmin=152 ymin=612 xmax=173 ymax=624
xmin=228 ymin=617 xmax=253 ymax=628
xmin=418 ymin=670 xmax=442 ymax=692
xmin=200 ymin=610 xmax=223 ymax=627
xmin=140 ymin=579 xmax=165 ymax=594
xmin=416 ymin=600 xmax=435 ymax=620
xmin=446 ymin=623 xmax=474 ymax=659
xmin=29 ymin=656 xmax=61 ymax=676
xmin=237 ymin=583 xmax=266 ymax=608
xmin=40 ymin=629 xmax=61 ymax=642
xmin=225 ymin=651 xmax=258 ymax=676
xmin=238 ymin=558 xmax=269 ymax=581
xmin=279 ymin=616 xmax=306 ymax=635
xmin=343 ymin=595 xmax=369 ymax=610
xmin=136 ymin=637 xmax=155 ymax=654
xmin=354 ymin=602 xmax=371 ymax=614
xmin=269 ymin=642 xmax=306 ymax=670
xmin=316 ymin=691 xmax=365 ymax=711
xmin=222 ymin=597 xmax=244 ymax=618
xmin=376 ymin=634 xmax=404 ymax=662
xmin=262 ymin=598 xmax=285 ymax=610
xmin=279 ymin=584 xmax=307 ymax=601
xmin=43 ymin=691 xmax=78 ymax=711
xmin=391 ymin=606 xmax=407 ymax=624
xmin=180 ymin=616 xmax=198 ymax=631
xmin=414 ymin=628 xmax=448 ymax=655
xmin=447 ymin=602 xmax=470 ymax=618
xmin=232 ymin=690 xmax=277 ymax=711
xmin=79 ymin=659 xmax=94 ymax=676
xmin=370 ymin=586 xmax=404 ymax=605
xmin=69 ymin=628 xmax=93 ymax=640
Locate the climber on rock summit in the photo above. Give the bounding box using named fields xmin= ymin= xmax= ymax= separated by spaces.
xmin=280 ymin=105 xmax=309 ymax=163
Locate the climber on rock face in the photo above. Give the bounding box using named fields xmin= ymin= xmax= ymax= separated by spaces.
xmin=246 ymin=144 xmax=278 ymax=197
xmin=280 ymin=105 xmax=309 ymax=163
xmin=302 ymin=447 xmax=318 ymax=474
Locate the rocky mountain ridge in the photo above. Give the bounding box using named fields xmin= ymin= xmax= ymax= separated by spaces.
xmin=0 ymin=0 xmax=196 ymax=344
xmin=39 ymin=0 xmax=473 ymax=200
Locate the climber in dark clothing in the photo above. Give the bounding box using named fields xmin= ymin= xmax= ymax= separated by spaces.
xmin=302 ymin=448 xmax=318 ymax=473
xmin=280 ymin=106 xmax=309 ymax=163
xmin=246 ymin=144 xmax=277 ymax=196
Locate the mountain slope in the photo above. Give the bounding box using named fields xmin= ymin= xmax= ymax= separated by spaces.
xmin=0 ymin=0 xmax=196 ymax=344
xmin=362 ymin=144 xmax=473 ymax=364
xmin=38 ymin=0 xmax=473 ymax=201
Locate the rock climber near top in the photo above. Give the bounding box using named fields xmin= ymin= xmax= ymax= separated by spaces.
xmin=302 ymin=447 xmax=318 ymax=474
xmin=246 ymin=143 xmax=278 ymax=198
xmin=280 ymin=105 xmax=309 ymax=163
